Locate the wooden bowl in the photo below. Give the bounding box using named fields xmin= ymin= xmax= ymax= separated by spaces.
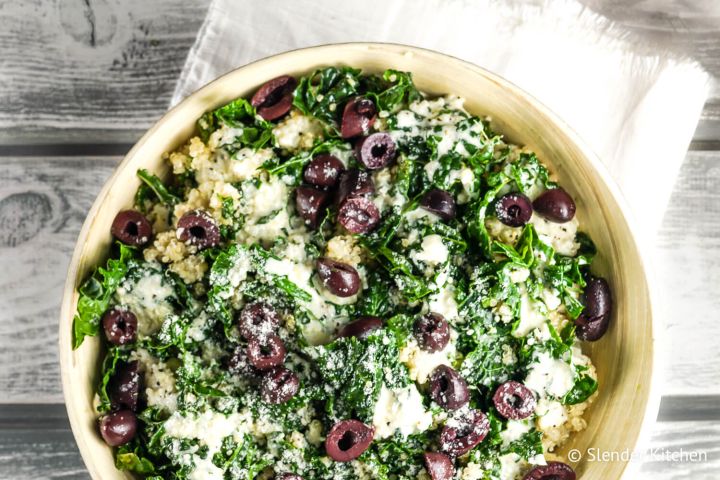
xmin=59 ymin=43 xmax=658 ymax=479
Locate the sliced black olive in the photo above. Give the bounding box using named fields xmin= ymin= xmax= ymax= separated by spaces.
xmin=325 ymin=419 xmax=374 ymax=462
xmin=102 ymin=308 xmax=138 ymax=346
xmin=251 ymin=75 xmax=297 ymax=121
xmin=355 ymin=133 xmax=396 ymax=170
xmin=495 ymin=193 xmax=533 ymax=227
xmin=575 ymin=277 xmax=612 ymax=341
xmin=111 ymin=210 xmax=152 ymax=246
xmin=492 ymin=381 xmax=536 ymax=420
xmin=316 ymin=258 xmax=361 ymax=297
xmin=177 ymin=210 xmax=221 ymax=250
xmin=420 ymin=189 xmax=457 ymax=221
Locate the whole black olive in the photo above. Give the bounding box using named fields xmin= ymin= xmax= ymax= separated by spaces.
xmin=108 ymin=360 xmax=141 ymax=411
xmin=341 ymin=97 xmax=377 ymax=139
xmin=414 ymin=313 xmax=450 ymax=352
xmin=99 ymin=410 xmax=137 ymax=447
xmin=295 ymin=186 xmax=330 ymax=229
xmin=102 ymin=308 xmax=138 ymax=346
xmin=523 ymin=462 xmax=576 ymax=480
xmin=423 ymin=452 xmax=454 ymax=480
xmin=238 ymin=302 xmax=281 ymax=340
xmin=304 ymin=154 xmax=345 ymax=188
xmin=338 ymin=316 xmax=384 ymax=340
xmin=575 ymin=276 xmax=612 ymax=341
xmin=247 ymin=334 xmax=287 ymax=370
xmin=533 ymin=188 xmax=576 ymax=223
xmin=439 ymin=409 xmax=490 ymax=457
xmin=260 ymin=367 xmax=299 ymax=404
xmin=337 ymin=196 xmax=380 ymax=234
xmin=355 ymin=133 xmax=397 ymax=170
xmin=335 ymin=169 xmax=375 ymax=205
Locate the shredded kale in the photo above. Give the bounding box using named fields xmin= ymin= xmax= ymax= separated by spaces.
xmin=115 ymin=441 xmax=156 ymax=474
xmin=313 ymin=333 xmax=409 ymax=423
xmin=262 ymin=138 xmax=349 ymax=183
xmin=72 ymin=242 xmax=136 ymax=349
xmin=137 ymin=169 xmax=181 ymax=206
xmin=212 ymin=434 xmax=271 ymax=479
xmin=96 ymin=347 xmax=129 ymax=413
xmin=503 ymin=429 xmax=544 ymax=459
xmin=368 ymin=69 xmax=422 ymax=112
xmin=562 ymin=372 xmax=599 ymax=405
xmin=292 ymin=66 xmax=363 ymax=127
xmin=197 ymin=97 xmax=274 ymax=149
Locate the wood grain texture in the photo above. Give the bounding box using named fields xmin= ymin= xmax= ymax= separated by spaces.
xmin=653 ymin=151 xmax=720 ymax=395
xmin=0 ymin=0 xmax=210 ymax=145
xmin=0 ymin=156 xmax=119 ymax=402
xmin=0 ymin=403 xmax=716 ymax=480
xmin=0 ymin=0 xmax=719 ymax=144
xmin=0 ymin=150 xmax=718 ymax=401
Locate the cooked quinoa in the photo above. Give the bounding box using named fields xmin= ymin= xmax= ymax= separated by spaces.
xmin=73 ymin=67 xmax=611 ymax=480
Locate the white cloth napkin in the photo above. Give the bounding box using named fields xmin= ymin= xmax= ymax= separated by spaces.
xmin=172 ymin=0 xmax=709 ymax=239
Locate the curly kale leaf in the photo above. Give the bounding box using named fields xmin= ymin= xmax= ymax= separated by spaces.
xmin=460 ymin=334 xmax=519 ymax=391
xmin=96 ymin=347 xmax=130 ymax=413
xmin=293 ymin=66 xmax=362 ymax=127
xmin=355 ymin=269 xmax=395 ymax=318
xmin=206 ymin=244 xmax=252 ymax=335
xmin=136 ymin=169 xmax=181 ymax=206
xmin=72 ymin=243 xmax=136 ymax=349
xmin=503 ymin=429 xmax=544 ymax=460
xmin=562 ymin=372 xmax=598 ymax=405
xmin=211 ymin=434 xmax=271 ymax=479
xmin=361 ymin=214 xmax=433 ymax=302
xmin=544 ymin=233 xmax=596 ymax=319
xmin=262 ymin=138 xmax=349 ymax=183
xmin=293 ymin=67 xmax=423 ymax=130
xmin=369 ymin=69 xmax=422 ymax=112
xmin=359 ymin=432 xmax=429 ymax=479
xmin=197 ymin=97 xmax=274 ymax=149
xmin=115 ymin=440 xmax=156 ymax=474
xmin=313 ymin=333 xmax=409 ymax=423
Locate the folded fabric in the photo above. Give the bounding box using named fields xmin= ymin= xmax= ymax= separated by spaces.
xmin=172 ymin=0 xmax=709 ymax=240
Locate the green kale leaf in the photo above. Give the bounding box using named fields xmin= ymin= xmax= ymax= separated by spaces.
xmin=293 ymin=66 xmax=362 ymax=127
xmin=313 ymin=333 xmax=409 ymax=422
xmin=72 ymin=242 xmax=136 ymax=349
xmin=562 ymin=373 xmax=598 ymax=405
xmin=137 ymin=169 xmax=181 ymax=206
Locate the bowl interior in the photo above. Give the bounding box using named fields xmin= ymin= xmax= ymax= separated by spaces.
xmin=59 ymin=43 xmax=655 ymax=479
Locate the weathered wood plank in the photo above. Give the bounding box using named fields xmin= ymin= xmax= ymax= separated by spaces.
xmin=0 ymin=0 xmax=210 ymax=145
xmin=0 ymin=0 xmax=719 ymax=144
xmin=0 ymin=403 xmax=717 ymax=479
xmin=653 ymin=151 xmax=720 ymax=395
xmin=0 ymin=151 xmax=718 ymax=401
xmin=0 ymin=156 xmax=120 ymax=401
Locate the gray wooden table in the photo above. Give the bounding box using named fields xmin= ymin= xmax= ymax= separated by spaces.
xmin=1 ymin=0 xmax=719 ymax=478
